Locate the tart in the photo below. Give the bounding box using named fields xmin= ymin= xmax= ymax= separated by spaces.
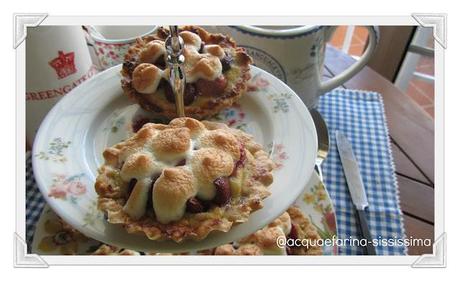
xmin=206 ymin=206 xmax=323 ymax=255
xmin=121 ymin=26 xmax=253 ymax=120
xmin=92 ymin=244 xmax=140 ymax=256
xmin=91 ymin=206 xmax=322 ymax=255
xmin=95 ymin=117 xmax=274 ymax=242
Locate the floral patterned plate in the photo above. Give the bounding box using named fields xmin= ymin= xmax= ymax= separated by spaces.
xmin=32 ymin=65 xmax=318 ymax=253
xmin=32 ymin=171 xmax=337 ymax=255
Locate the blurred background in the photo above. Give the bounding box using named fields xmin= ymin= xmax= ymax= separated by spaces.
xmin=329 ymin=26 xmax=434 ymax=118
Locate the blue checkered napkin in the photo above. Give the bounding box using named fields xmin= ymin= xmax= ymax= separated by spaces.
xmin=318 ymin=89 xmax=407 ymax=255
xmin=25 ymin=152 xmax=46 ymax=252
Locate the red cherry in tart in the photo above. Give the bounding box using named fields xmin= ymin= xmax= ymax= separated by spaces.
xmin=186 ymin=197 xmax=206 ymax=213
xmin=213 ymin=177 xmax=231 ymax=206
xmin=164 ymin=81 xmax=197 ymax=105
xmin=196 ymin=76 xmax=228 ymax=97
xmin=288 ymin=223 xmax=299 ymax=240
xmin=220 ymin=55 xmax=233 ymax=72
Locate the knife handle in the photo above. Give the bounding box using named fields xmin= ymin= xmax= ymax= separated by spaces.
xmin=355 ymin=209 xmax=377 ymax=255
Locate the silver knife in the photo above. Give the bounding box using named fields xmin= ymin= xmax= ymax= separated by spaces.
xmin=336 ymin=131 xmax=376 ymax=255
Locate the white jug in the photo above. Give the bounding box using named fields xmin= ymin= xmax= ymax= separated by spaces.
xmin=213 ymin=26 xmax=379 ymax=108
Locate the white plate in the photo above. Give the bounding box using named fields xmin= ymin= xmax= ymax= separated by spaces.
xmin=32 ymin=171 xmax=337 ymax=255
xmin=32 ymin=65 xmax=318 ymax=252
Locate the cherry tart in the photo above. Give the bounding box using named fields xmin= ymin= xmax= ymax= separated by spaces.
xmin=120 ymin=26 xmax=253 ymax=120
xmin=206 ymin=206 xmax=323 ymax=255
xmin=95 ymin=118 xmax=274 ymax=242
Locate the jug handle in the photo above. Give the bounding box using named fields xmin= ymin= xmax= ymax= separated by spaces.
xmin=319 ymin=26 xmax=380 ymax=94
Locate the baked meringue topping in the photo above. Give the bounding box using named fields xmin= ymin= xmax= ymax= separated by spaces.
xmin=95 ymin=118 xmax=274 ymax=240
xmin=131 ymin=30 xmax=225 ymax=95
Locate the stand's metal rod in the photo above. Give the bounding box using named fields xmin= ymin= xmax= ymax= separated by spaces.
xmin=165 ymin=26 xmax=186 ymax=117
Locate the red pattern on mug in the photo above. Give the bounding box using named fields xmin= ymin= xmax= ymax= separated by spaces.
xmin=49 ymin=51 xmax=77 ymax=79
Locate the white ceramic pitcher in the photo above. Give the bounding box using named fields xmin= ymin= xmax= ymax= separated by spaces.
xmin=26 ymin=26 xmax=97 ymax=144
xmin=213 ymin=26 xmax=379 ymax=108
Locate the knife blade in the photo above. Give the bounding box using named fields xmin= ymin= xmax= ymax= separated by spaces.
xmin=335 ymin=131 xmax=376 ymax=255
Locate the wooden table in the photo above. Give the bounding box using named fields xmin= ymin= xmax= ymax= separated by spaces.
xmin=324 ymin=45 xmax=434 ymax=255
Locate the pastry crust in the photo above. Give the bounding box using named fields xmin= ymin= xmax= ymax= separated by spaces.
xmin=92 ymin=244 xmax=140 ymax=256
xmin=211 ymin=206 xmax=323 ymax=255
xmin=95 ymin=117 xmax=274 ymax=242
xmin=120 ymin=26 xmax=253 ymax=120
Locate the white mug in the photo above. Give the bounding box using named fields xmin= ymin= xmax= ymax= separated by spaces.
xmin=213 ymin=26 xmax=379 ymax=108
xmin=86 ymin=25 xmax=157 ymax=69
xmin=26 ymin=26 xmax=98 ymax=144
